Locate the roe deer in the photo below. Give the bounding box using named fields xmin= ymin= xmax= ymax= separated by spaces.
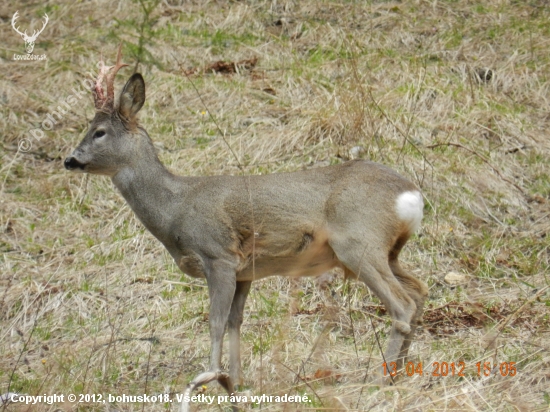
xmin=64 ymin=46 xmax=428 ymax=409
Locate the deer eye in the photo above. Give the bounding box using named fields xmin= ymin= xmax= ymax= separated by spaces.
xmin=93 ymin=130 xmax=106 ymax=139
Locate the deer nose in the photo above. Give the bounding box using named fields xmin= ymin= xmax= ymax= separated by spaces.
xmin=64 ymin=156 xmax=85 ymax=170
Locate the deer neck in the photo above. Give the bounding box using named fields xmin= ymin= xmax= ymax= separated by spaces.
xmin=111 ymin=145 xmax=182 ymax=240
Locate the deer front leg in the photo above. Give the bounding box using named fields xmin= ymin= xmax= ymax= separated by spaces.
xmin=206 ymin=261 xmax=237 ymax=377
xmin=228 ymin=281 xmax=252 ymax=388
xmin=180 ymin=260 xmax=238 ymax=412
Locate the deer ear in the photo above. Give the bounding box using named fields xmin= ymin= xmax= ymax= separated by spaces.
xmin=118 ymin=73 xmax=145 ymax=120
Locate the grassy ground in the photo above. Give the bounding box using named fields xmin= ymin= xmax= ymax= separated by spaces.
xmin=1 ymin=0 xmax=549 ymax=410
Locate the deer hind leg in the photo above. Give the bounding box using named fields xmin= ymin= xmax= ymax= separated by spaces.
xmin=333 ymin=241 xmax=417 ymax=374
xmin=386 ymin=233 xmax=428 ymax=371
xmin=389 ymin=259 xmax=428 ymax=370
xmin=228 ymin=280 xmax=252 ymax=388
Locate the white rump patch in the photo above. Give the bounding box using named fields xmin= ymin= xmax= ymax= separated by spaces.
xmin=395 ymin=191 xmax=423 ymax=234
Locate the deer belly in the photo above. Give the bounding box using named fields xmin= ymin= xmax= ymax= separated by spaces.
xmin=236 ymin=238 xmax=339 ymax=281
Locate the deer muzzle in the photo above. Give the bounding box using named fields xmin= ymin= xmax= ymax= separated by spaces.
xmin=64 ymin=156 xmax=87 ymax=171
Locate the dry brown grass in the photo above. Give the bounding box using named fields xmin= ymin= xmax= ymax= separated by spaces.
xmin=1 ymin=0 xmax=549 ymax=411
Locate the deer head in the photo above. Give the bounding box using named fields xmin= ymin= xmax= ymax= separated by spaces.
xmin=12 ymin=11 xmax=49 ymax=54
xmin=65 ymin=45 xmax=147 ymax=176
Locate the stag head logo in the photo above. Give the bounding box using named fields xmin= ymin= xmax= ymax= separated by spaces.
xmin=12 ymin=11 xmax=49 ymax=54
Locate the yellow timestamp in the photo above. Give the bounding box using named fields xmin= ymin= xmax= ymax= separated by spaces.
xmin=383 ymin=361 xmax=517 ymax=377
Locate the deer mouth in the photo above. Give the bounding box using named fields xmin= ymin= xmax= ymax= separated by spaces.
xmin=64 ymin=156 xmax=87 ymax=171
